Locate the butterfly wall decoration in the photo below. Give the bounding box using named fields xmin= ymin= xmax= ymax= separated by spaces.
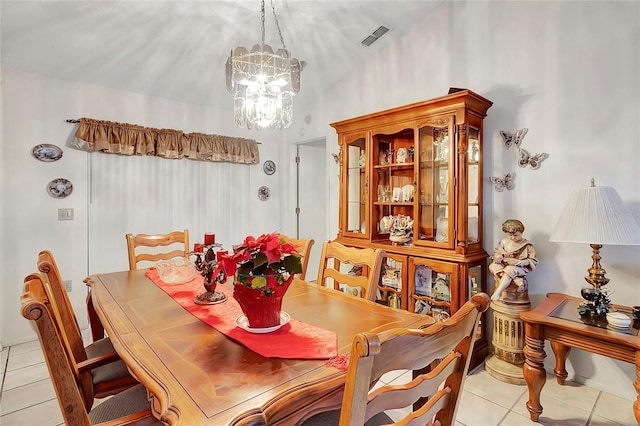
xmin=517 ymin=147 xmax=549 ymax=170
xmin=499 ymin=128 xmax=528 ymax=149
xmin=489 ymin=172 xmax=515 ymax=192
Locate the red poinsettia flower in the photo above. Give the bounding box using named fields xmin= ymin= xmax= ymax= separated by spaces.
xmin=214 ymin=232 xmax=302 ymax=293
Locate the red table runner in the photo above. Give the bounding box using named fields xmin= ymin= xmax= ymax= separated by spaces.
xmin=145 ymin=268 xmax=338 ymax=359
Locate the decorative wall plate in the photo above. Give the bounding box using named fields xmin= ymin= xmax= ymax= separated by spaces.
xmin=32 ymin=144 xmax=63 ymax=162
xmin=263 ymin=160 xmax=276 ymax=175
xmin=47 ymin=178 xmax=73 ymax=198
xmin=258 ymin=185 xmax=270 ymax=201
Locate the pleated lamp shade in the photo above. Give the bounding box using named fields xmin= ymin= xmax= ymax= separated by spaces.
xmin=549 ymin=180 xmax=640 ymax=245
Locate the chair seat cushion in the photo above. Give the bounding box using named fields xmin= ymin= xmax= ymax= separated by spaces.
xmin=86 ymin=337 xmax=131 ymax=384
xmin=302 ymin=410 xmax=394 ymax=425
xmin=89 ymin=384 xmax=160 ymax=424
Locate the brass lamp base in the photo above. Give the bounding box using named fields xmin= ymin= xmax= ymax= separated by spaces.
xmin=584 ymin=244 xmax=610 ymax=289
xmin=580 ymin=244 xmax=612 ymax=315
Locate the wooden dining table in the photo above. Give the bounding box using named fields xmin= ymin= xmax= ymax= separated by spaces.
xmin=85 ymin=269 xmax=433 ymax=425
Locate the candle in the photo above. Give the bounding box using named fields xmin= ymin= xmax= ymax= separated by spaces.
xmin=204 ymin=233 xmax=215 ymax=245
xmin=216 ymin=250 xmax=228 ymax=261
xmin=193 ymin=243 xmax=203 ymax=253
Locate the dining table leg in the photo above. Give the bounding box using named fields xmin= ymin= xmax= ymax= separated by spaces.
xmin=86 ymin=290 xmax=105 ymax=341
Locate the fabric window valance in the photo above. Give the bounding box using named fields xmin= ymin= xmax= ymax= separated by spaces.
xmin=71 ymin=117 xmax=259 ymax=164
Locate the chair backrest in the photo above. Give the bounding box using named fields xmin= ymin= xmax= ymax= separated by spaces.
xmin=315 ymin=240 xmax=385 ymax=302
xmin=279 ymin=234 xmax=315 ymax=280
xmin=126 ymin=229 xmax=190 ymax=270
xmin=20 ymin=273 xmax=95 ymax=425
xmin=37 ymin=251 xmax=83 ymax=352
xmin=36 ymin=251 xmax=95 ymax=409
xmin=339 ymin=292 xmax=491 ymax=426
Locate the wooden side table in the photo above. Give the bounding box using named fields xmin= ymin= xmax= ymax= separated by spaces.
xmin=520 ymin=293 xmax=640 ymax=423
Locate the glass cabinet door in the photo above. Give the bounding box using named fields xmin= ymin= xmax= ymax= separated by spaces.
xmin=376 ymin=254 xmax=407 ymax=309
xmin=467 ymin=125 xmax=481 ymax=245
xmin=408 ymin=257 xmax=458 ymax=318
xmin=416 ymin=116 xmax=454 ymax=248
xmin=372 ymin=129 xmax=415 ymax=242
xmin=344 ymin=133 xmax=367 ymax=236
xmin=467 ymin=263 xmax=486 ymax=340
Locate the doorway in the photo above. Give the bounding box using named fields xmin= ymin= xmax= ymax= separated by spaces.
xmin=295 ymin=139 xmax=327 ymax=281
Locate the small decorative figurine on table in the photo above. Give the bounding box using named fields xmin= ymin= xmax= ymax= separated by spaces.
xmin=489 ymin=219 xmax=538 ymax=303
xmin=358 ymin=149 xmax=366 ymax=167
xmin=194 ymin=247 xmax=227 ymax=305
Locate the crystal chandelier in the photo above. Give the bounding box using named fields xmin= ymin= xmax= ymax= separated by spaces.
xmin=225 ymin=0 xmax=301 ymax=131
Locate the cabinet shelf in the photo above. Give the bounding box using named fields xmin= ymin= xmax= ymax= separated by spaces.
xmin=374 ymin=163 xmax=414 ymax=170
xmin=419 ymin=160 xmax=449 ymax=167
xmin=374 ymin=202 xmax=413 ymax=206
xmin=419 ymin=203 xmax=449 ymax=207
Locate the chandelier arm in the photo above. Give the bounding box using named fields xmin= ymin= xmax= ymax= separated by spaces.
xmin=261 ymin=0 xmax=266 ymax=46
xmin=270 ymin=0 xmax=287 ymax=49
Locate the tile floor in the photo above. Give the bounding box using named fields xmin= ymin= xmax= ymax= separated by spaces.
xmin=0 ymin=339 xmax=636 ymax=426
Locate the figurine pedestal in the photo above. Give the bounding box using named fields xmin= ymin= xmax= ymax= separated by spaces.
xmin=485 ymin=299 xmax=530 ymax=385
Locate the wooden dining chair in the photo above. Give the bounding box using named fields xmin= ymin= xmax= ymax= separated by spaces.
xmin=316 ymin=240 xmax=385 ymax=302
xmin=37 ymin=251 xmax=138 ymax=410
xmin=279 ymin=233 xmax=315 ymax=280
xmin=303 ymin=292 xmax=490 ymax=426
xmin=20 ymin=273 xmax=159 ymax=425
xmin=126 ymin=229 xmax=190 ymax=271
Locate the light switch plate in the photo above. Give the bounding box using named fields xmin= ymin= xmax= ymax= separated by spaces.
xmin=58 ymin=208 xmax=74 ymax=221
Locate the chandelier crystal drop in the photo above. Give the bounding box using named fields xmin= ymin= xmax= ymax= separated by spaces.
xmin=225 ymin=0 xmax=301 ymax=131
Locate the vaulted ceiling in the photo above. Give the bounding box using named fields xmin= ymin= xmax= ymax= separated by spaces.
xmin=1 ymin=1 xmax=442 ymax=110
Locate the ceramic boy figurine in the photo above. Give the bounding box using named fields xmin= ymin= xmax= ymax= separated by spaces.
xmin=489 ymin=219 xmax=538 ymax=302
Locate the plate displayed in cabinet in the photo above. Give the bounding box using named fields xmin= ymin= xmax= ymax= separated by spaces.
xmin=379 ymin=216 xmax=392 ymax=233
xmin=47 ymin=178 xmax=73 ymax=198
xmin=32 ymin=144 xmax=63 ymax=162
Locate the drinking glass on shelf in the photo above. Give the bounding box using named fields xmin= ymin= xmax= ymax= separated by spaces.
xmin=381 ymin=185 xmax=390 ymax=202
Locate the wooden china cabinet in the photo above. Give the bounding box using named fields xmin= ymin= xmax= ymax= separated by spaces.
xmin=331 ymin=90 xmax=492 ymax=366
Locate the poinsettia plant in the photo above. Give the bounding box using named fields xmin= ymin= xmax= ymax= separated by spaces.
xmin=214 ymin=232 xmax=302 ymax=294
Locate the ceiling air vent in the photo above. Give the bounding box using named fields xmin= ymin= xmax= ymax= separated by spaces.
xmin=361 ymin=25 xmax=390 ymax=47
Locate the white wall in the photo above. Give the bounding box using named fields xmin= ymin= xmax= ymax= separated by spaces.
xmin=287 ymin=1 xmax=640 ymax=400
xmin=0 ymin=3 xmax=4 ymax=351
xmin=1 ymin=69 xmax=285 ymax=345
xmin=2 ymin=0 xmax=638 ymax=402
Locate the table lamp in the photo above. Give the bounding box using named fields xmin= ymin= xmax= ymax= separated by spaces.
xmin=549 ymin=178 xmax=640 ymax=315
